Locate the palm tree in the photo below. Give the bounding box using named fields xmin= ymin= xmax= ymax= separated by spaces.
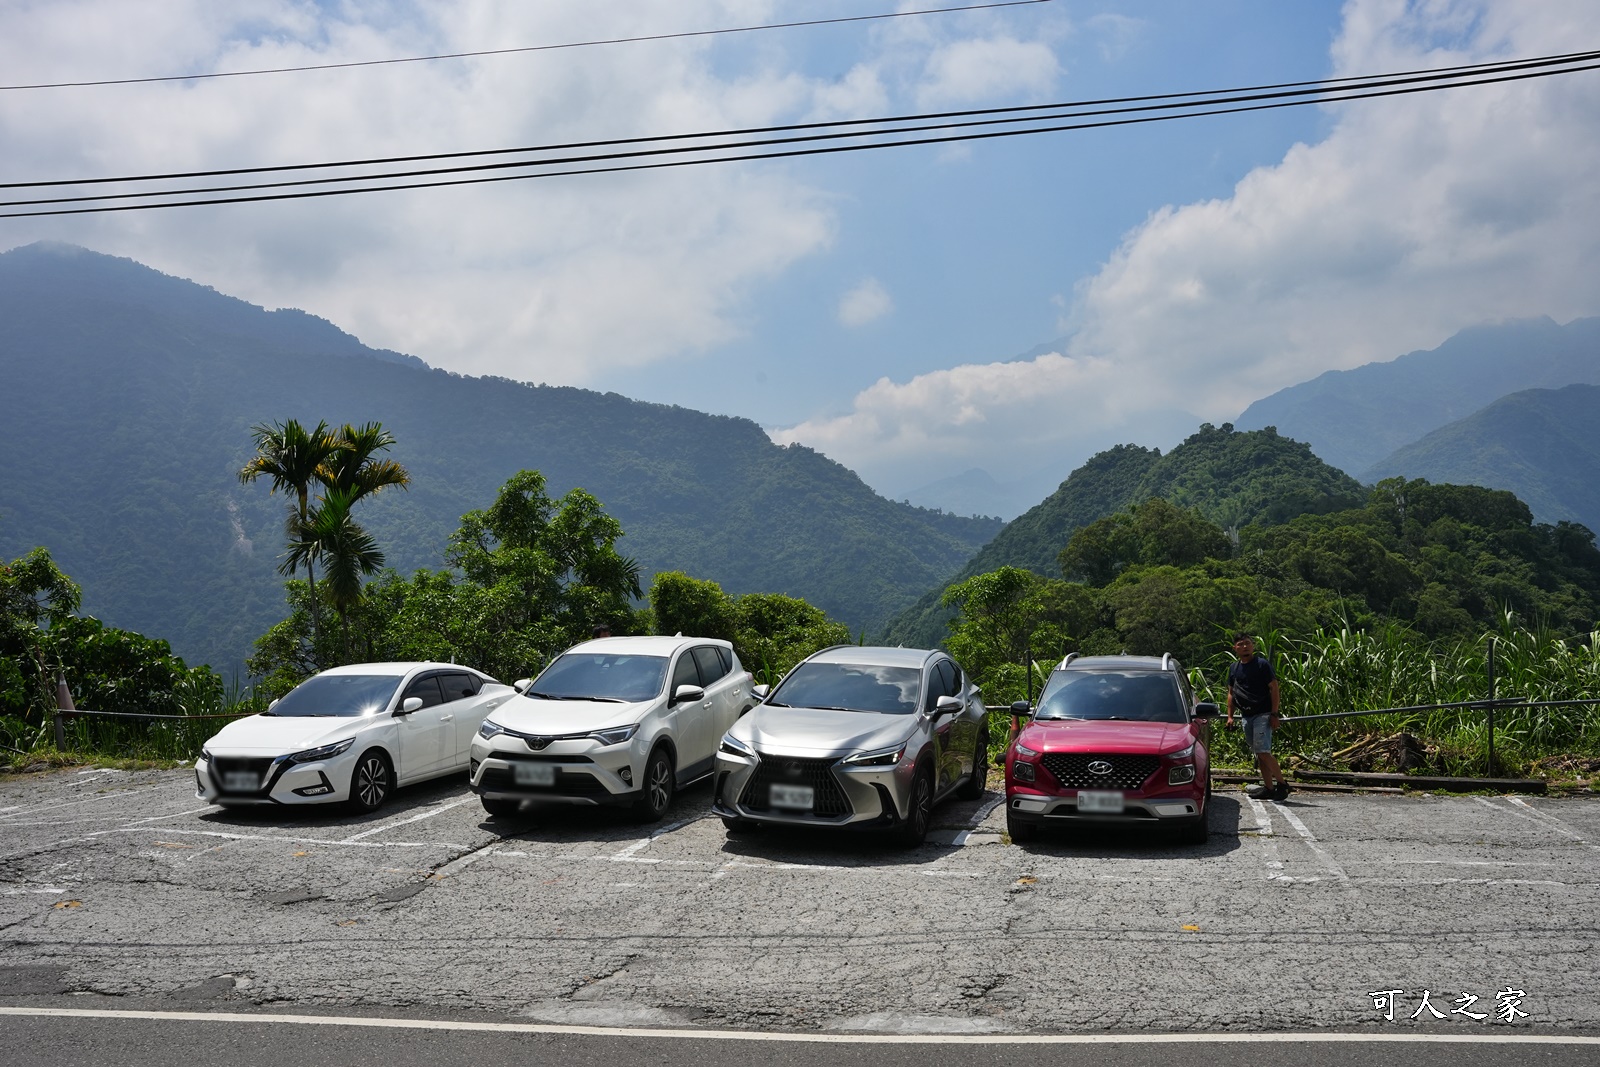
xmin=282 ymin=488 xmax=386 ymax=657
xmin=321 ymin=422 xmax=411 ymax=502
xmin=238 ymin=420 xmax=339 ymax=653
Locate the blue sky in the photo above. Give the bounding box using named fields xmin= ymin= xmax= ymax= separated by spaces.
xmin=4 ymin=1 xmax=1598 ymax=515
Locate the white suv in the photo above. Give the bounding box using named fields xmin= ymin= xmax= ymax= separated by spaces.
xmin=469 ymin=636 xmax=754 ymax=821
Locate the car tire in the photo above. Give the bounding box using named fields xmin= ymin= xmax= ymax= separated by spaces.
xmin=481 ymin=797 xmax=523 ymax=819
xmin=347 ymin=750 xmax=394 ymax=814
xmin=893 ymin=766 xmax=933 ymax=848
xmin=1179 ymin=811 xmax=1209 ymax=845
xmin=956 ymin=725 xmax=990 ymax=801
xmin=1006 ymin=810 xmax=1038 ymax=844
xmin=721 ymin=816 xmax=757 ymax=833
xmin=632 ymin=747 xmax=675 ymax=823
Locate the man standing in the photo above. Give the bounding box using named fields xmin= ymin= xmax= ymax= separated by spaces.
xmin=1225 ymin=633 xmax=1288 ymax=801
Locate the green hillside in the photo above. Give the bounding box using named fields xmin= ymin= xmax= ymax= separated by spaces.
xmin=881 ymin=424 xmax=1364 ymax=648
xmin=1363 ymin=384 xmax=1600 ymax=533
xmin=0 ymin=242 xmax=1001 ymax=674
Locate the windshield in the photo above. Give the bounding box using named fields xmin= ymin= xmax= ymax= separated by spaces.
xmin=270 ymin=674 xmax=401 ymax=718
xmin=768 ymin=662 xmax=922 ymax=715
xmin=1035 ymin=671 xmax=1187 ymax=724
xmin=528 ymin=653 xmax=667 ymax=703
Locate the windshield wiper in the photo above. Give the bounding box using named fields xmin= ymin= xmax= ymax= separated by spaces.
xmin=809 ymin=705 xmax=860 ymax=713
xmin=763 ymin=700 xmax=791 ymax=708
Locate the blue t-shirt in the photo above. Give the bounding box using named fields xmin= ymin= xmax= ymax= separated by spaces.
xmin=1228 ymin=654 xmax=1276 ymax=716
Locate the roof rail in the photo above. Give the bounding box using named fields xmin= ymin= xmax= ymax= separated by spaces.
xmin=1161 ymin=652 xmax=1173 ymax=672
xmin=1057 ymin=652 xmax=1079 ymax=670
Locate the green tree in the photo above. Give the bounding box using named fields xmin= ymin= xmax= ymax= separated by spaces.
xmin=283 ymin=488 xmax=387 ymax=656
xmin=238 ymin=419 xmax=339 ymax=650
xmin=649 ymin=571 xmax=737 ymax=642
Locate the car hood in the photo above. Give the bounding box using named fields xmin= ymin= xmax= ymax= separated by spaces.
xmin=488 ymin=695 xmax=650 ymax=735
xmin=1019 ymin=718 xmax=1192 ymax=755
xmin=206 ymin=715 xmax=368 ymax=756
xmin=731 ymin=705 xmax=917 ymax=758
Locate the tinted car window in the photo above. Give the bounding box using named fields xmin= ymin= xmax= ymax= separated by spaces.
xmin=270 ymin=674 xmax=401 ymax=718
xmin=693 ymin=646 xmax=727 ymax=685
xmin=771 ymin=662 xmax=921 ymax=715
xmin=439 ymin=672 xmax=480 ymax=702
xmin=671 ymin=653 xmax=702 ymax=696
xmin=1035 ymin=671 xmax=1186 ymax=724
xmin=717 ymin=647 xmax=732 ymax=674
xmin=403 ymin=676 xmax=445 ymax=709
xmin=530 ymin=654 xmax=669 ymax=703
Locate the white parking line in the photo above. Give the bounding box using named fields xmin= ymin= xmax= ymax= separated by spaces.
xmin=0 ymin=885 xmax=73 ymax=895
xmin=91 ymin=827 xmax=468 ymax=850
xmin=609 ymin=815 xmax=700 ymax=862
xmin=340 ymin=797 xmax=476 ymax=843
xmin=1505 ymin=796 xmax=1600 ymax=850
xmin=1270 ymin=802 xmax=1350 ymax=884
xmin=0 ymin=786 xmax=165 ymax=820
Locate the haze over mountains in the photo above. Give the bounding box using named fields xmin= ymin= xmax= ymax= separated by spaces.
xmin=0 ymin=242 xmax=1000 ymax=673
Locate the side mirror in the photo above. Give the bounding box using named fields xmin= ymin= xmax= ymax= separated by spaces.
xmin=1193 ymin=702 xmax=1220 ymax=719
xmin=752 ymin=684 xmax=771 ymax=700
xmin=932 ymin=694 xmax=963 ymax=717
xmin=1009 ymin=700 xmax=1034 ymax=718
xmin=513 ymin=679 xmax=533 ymax=694
xmin=672 ymin=683 xmax=706 ymax=706
xmin=396 ymin=696 xmax=423 ymax=715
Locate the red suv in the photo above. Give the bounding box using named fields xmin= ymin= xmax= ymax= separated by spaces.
xmin=1004 ymin=653 xmax=1219 ymax=844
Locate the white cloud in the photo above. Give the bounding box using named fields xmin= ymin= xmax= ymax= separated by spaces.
xmin=915 ymin=36 xmax=1060 ymax=108
xmin=777 ymin=0 xmax=1600 ymax=491
xmin=837 ymin=277 xmax=893 ymax=327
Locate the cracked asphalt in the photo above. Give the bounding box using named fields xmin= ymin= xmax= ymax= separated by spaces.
xmin=1 ymin=766 xmax=1597 ymax=1036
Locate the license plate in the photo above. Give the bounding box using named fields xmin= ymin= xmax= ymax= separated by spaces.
xmin=769 ymin=784 xmax=814 ymax=810
xmin=1077 ymin=790 xmax=1124 ymax=814
xmin=514 ymin=762 xmax=556 ymax=786
xmin=222 ymin=771 xmax=259 ymax=792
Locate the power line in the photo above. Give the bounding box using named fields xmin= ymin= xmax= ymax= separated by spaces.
xmin=3 ymin=50 xmax=1596 ymax=218
xmin=0 ymin=0 xmax=1054 ymax=91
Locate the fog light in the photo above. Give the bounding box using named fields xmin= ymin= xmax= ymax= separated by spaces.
xmin=293 ymin=784 xmax=334 ymax=797
xmin=619 ymin=766 xmax=633 ymax=785
xmin=1014 ymin=762 xmax=1036 ymax=783
xmin=1168 ymin=764 xmax=1197 ymax=786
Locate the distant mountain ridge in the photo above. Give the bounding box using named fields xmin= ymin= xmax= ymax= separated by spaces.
xmin=1363 ymin=384 xmax=1600 ymax=533
xmin=1234 ymin=316 xmax=1600 ymax=476
xmin=881 ymin=424 xmax=1364 ymax=648
xmin=0 ymin=242 xmax=1001 ymax=673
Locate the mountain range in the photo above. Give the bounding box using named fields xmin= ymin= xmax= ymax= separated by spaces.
xmin=0 ymin=242 xmax=1000 ymax=674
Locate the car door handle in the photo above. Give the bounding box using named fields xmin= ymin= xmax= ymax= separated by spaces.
xmin=440 ymin=714 xmax=454 ymax=722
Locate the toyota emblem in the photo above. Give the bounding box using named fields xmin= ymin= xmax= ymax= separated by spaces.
xmin=1087 ymin=760 xmax=1114 ymax=776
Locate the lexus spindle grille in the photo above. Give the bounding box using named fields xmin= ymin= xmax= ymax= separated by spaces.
xmin=1040 ymin=753 xmax=1160 ymax=790
xmin=740 ymin=756 xmax=852 ymax=816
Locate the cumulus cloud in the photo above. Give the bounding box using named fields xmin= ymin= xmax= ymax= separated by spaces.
xmin=0 ymin=0 xmax=1050 ymax=384
xmin=837 ymin=277 xmax=893 ymax=327
xmin=778 ymin=0 xmax=1600 ymax=492
xmin=915 ymin=36 xmax=1061 ymax=109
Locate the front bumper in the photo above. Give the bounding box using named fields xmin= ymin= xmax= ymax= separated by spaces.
xmin=194 ymin=752 xmax=350 ymax=806
xmin=710 ymin=747 xmax=916 ymax=830
xmin=469 ymin=737 xmax=641 ymax=807
xmin=1005 ymin=787 xmax=1203 ymax=825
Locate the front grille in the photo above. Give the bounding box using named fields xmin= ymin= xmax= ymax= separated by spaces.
xmin=506 ymin=729 xmax=554 ymax=751
xmin=210 ymin=756 xmax=276 ymax=794
xmin=739 ymin=756 xmax=852 ymax=816
xmin=478 ymin=766 xmax=609 ymax=795
xmin=1040 ymin=753 xmax=1160 ymax=790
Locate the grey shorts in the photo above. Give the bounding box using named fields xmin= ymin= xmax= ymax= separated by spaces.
xmin=1243 ymin=714 xmax=1273 ymax=754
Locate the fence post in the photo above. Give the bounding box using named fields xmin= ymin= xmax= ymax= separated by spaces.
xmin=1485 ymin=636 xmax=1496 ymax=776
xmin=53 ymin=672 xmax=75 ymax=750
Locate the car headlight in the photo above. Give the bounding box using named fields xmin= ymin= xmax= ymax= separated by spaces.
xmin=287 ymin=737 xmax=355 ymax=764
xmin=199 ymin=747 xmax=214 ymax=763
xmin=718 ymin=734 xmax=756 ymax=758
xmin=1014 ymin=743 xmax=1039 ymax=759
xmin=1167 ymin=742 xmax=1196 ymax=760
xmin=587 ymin=724 xmax=639 ymax=746
xmin=841 ymin=742 xmax=907 ymax=767
xmin=478 ymin=719 xmax=506 ymax=740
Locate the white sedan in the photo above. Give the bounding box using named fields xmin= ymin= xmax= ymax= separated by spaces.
xmin=196 ymin=662 xmax=514 ymax=812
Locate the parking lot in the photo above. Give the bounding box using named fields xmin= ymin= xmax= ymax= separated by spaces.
xmin=2 ymin=767 xmax=1597 ymax=1035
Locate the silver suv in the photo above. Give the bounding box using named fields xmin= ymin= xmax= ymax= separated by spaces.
xmin=711 ymin=646 xmax=989 ymax=846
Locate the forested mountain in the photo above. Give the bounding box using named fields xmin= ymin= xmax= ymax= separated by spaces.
xmin=880 ymin=424 xmax=1364 ymax=648
xmin=1363 ymin=384 xmax=1600 ymax=533
xmin=1234 ymin=316 xmax=1600 ymax=476
xmin=0 ymin=242 xmax=1001 ymax=674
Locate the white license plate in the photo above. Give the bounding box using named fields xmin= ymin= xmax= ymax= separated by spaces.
xmin=222 ymin=771 xmax=259 ymax=792
xmin=769 ymin=783 xmax=815 ymax=810
xmin=1077 ymin=790 xmax=1125 ymax=814
xmin=514 ymin=762 xmax=556 ymax=786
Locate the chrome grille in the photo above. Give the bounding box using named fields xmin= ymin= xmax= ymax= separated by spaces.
xmin=740 ymin=756 xmax=852 ymax=816
xmin=1040 ymin=753 xmax=1160 ymax=790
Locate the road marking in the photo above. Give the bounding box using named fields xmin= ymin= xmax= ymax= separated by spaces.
xmin=0 ymin=1007 xmax=1595 ymax=1045
xmin=126 ymin=805 xmax=219 ymax=824
xmin=433 ymin=845 xmax=498 ymax=879
xmin=609 ymin=815 xmax=699 ymax=862
xmin=1244 ymin=796 xmax=1285 ymax=881
xmin=340 ymin=796 xmax=476 ymax=843
xmin=0 ymin=786 xmax=165 ymax=820
xmin=1270 ymin=801 xmax=1349 ymax=884
xmin=0 ymin=885 xmax=73 ymax=895
xmin=90 ymin=827 xmax=465 ymax=849
xmin=1505 ymin=797 xmax=1600 ymax=850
